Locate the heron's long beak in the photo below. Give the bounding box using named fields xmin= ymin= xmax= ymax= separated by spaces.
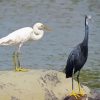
xmin=43 ymin=25 xmax=52 ymax=31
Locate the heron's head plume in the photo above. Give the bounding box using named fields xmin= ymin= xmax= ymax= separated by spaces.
xmin=85 ymin=15 xmax=91 ymax=20
xmin=85 ymin=15 xmax=91 ymax=25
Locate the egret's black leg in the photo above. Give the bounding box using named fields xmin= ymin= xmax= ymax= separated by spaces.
xmin=15 ymin=52 xmax=27 ymax=72
xmin=16 ymin=52 xmax=20 ymax=68
xmin=13 ymin=51 xmax=17 ymax=70
xmin=13 ymin=51 xmax=20 ymax=71
xmin=13 ymin=44 xmax=29 ymax=72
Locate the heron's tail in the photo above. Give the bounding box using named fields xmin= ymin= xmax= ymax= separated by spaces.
xmin=65 ymin=65 xmax=73 ymax=78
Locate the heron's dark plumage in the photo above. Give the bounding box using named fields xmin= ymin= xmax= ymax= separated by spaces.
xmin=65 ymin=15 xmax=90 ymax=78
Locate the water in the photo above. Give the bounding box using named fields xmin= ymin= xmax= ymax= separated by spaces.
xmin=0 ymin=0 xmax=99 ymax=90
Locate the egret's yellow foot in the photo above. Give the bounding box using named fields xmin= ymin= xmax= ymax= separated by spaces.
xmin=70 ymin=90 xmax=80 ymax=99
xmin=15 ymin=67 xmax=29 ymax=72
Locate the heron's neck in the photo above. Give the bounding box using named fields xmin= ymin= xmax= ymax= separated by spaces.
xmin=82 ymin=17 xmax=89 ymax=46
xmin=31 ymin=28 xmax=44 ymax=40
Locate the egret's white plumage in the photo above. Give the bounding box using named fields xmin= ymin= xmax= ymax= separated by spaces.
xmin=0 ymin=23 xmax=45 ymax=46
xmin=0 ymin=27 xmax=33 ymax=45
xmin=0 ymin=22 xmax=50 ymax=72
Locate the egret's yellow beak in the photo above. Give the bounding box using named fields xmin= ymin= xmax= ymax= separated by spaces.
xmin=43 ymin=25 xmax=52 ymax=31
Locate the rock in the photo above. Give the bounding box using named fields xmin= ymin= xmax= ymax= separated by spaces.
xmin=0 ymin=69 xmax=91 ymax=100
xmin=88 ymin=90 xmax=100 ymax=100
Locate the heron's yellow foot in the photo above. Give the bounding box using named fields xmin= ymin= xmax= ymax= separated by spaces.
xmin=78 ymin=83 xmax=85 ymax=96
xmin=15 ymin=67 xmax=29 ymax=72
xmin=79 ymin=87 xmax=85 ymax=96
xmin=70 ymin=90 xmax=80 ymax=99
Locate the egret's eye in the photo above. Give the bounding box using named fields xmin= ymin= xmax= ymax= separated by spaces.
xmin=40 ymin=25 xmax=44 ymax=28
xmin=38 ymin=25 xmax=44 ymax=30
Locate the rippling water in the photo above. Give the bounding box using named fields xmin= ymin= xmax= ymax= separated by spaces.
xmin=0 ymin=0 xmax=99 ymax=90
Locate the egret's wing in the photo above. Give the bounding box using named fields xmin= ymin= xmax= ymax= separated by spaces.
xmin=0 ymin=27 xmax=33 ymax=45
xmin=0 ymin=36 xmax=14 ymax=45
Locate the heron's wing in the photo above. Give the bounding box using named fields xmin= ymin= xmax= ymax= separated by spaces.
xmin=69 ymin=45 xmax=82 ymax=66
xmin=65 ymin=45 xmax=81 ymax=77
xmin=68 ymin=47 xmax=78 ymax=62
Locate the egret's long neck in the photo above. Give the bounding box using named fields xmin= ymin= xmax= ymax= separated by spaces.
xmin=82 ymin=17 xmax=89 ymax=46
xmin=31 ymin=27 xmax=44 ymax=40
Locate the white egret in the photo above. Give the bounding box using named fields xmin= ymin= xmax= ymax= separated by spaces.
xmin=0 ymin=23 xmax=50 ymax=72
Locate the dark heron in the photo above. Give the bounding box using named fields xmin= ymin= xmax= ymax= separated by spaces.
xmin=65 ymin=15 xmax=91 ymax=97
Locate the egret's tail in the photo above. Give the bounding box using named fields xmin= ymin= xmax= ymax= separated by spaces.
xmin=0 ymin=37 xmax=12 ymax=45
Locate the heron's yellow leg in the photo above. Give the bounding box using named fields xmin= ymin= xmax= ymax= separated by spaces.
xmin=69 ymin=69 xmax=85 ymax=99
xmin=77 ymin=71 xmax=85 ymax=96
xmin=78 ymin=82 xmax=85 ymax=96
xmin=69 ymin=69 xmax=80 ymax=99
